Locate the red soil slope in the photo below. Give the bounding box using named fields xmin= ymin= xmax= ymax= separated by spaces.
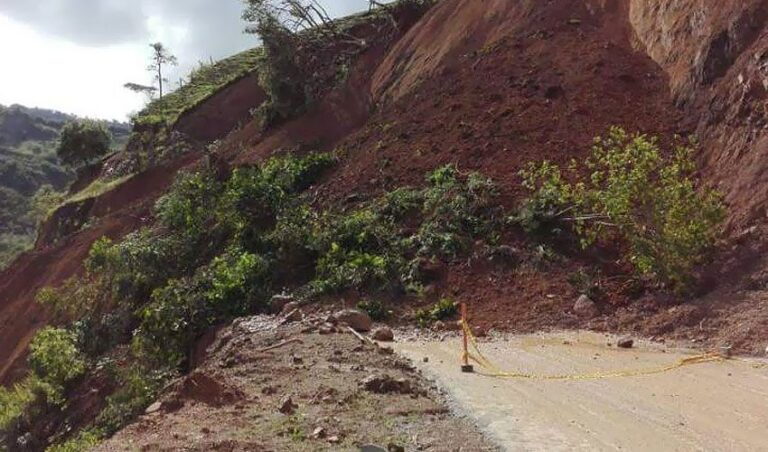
xmin=0 ymin=155 xmax=200 ymax=384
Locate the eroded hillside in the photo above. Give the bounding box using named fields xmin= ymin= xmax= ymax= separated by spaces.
xmin=3 ymin=0 xmax=768 ymax=449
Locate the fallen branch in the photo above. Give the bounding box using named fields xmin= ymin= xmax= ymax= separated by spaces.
xmin=347 ymin=326 xmax=376 ymax=346
xmin=257 ymin=338 xmax=303 ymax=353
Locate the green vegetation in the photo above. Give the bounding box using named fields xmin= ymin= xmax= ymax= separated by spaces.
xmin=517 ymin=127 xmax=725 ymax=290
xmin=357 ymin=299 xmax=391 ymax=321
xmin=57 ymin=120 xmax=112 ymax=168
xmin=0 ymin=104 xmax=130 ymax=269
xmin=46 ymin=429 xmax=103 ymax=452
xmin=6 ymin=155 xmax=502 ymax=448
xmin=28 ymin=328 xmax=86 ymax=402
xmin=415 ymin=298 xmax=458 ymax=327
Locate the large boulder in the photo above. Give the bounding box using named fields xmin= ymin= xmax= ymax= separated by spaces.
xmin=332 ymin=309 xmax=373 ymax=332
xmin=573 ymin=295 xmax=599 ymax=319
xmin=372 ymin=327 xmax=395 ymax=342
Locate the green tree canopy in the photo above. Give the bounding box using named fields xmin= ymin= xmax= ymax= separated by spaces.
xmin=56 ymin=119 xmax=112 ymax=167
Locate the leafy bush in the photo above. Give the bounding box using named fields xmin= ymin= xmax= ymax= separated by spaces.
xmin=46 ymin=428 xmax=103 ymax=452
xmin=418 ymin=166 xmax=500 ymax=258
xmin=415 ymin=298 xmax=458 ymax=327
xmin=95 ymin=365 xmax=168 ymax=435
xmin=135 ymin=248 xmax=270 ymax=367
xmin=518 ymin=127 xmax=725 ymax=289
xmin=28 ymin=328 xmax=86 ymax=401
xmin=0 ymin=377 xmax=39 ymax=430
xmin=356 ymin=299 xmax=390 ymax=321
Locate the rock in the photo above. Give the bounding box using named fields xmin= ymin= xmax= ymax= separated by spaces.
xmin=388 ymin=443 xmax=406 ymax=452
xmin=765 ymin=344 xmax=768 ymax=356
xmin=278 ymin=396 xmax=297 ymax=414
xmin=617 ymin=337 xmax=634 ymax=349
xmin=328 ymin=435 xmax=340 ymax=444
xmin=360 ymin=374 xmax=413 ymax=394
xmin=145 ymin=401 xmax=162 ymax=414
xmin=270 ymin=294 xmax=294 ymax=314
xmin=573 ymin=295 xmax=599 ymax=319
xmin=432 ymin=320 xmax=446 ymax=331
xmin=422 ymin=357 xmax=429 ymax=363
xmin=311 ymin=427 xmax=326 ymax=439
xmin=372 ymin=327 xmax=394 ymax=342
xmin=332 ymin=309 xmax=373 ymax=332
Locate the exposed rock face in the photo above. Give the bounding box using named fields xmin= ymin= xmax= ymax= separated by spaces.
xmin=630 ymin=0 xmax=768 ymax=231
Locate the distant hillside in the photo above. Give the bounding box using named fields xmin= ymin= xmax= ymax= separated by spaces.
xmin=0 ymin=104 xmax=131 ymax=268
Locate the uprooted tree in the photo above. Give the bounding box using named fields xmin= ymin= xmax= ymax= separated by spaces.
xmin=242 ymin=0 xmax=370 ymax=127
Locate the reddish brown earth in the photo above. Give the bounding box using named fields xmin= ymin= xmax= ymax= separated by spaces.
xmin=175 ymin=74 xmax=266 ymax=143
xmin=4 ymin=0 xmax=768 ymax=394
xmin=96 ymin=315 xmax=493 ymax=451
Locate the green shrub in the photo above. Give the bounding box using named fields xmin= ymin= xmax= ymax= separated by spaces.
xmin=418 ymin=166 xmax=500 ymax=258
xmin=57 ymin=120 xmax=111 ymax=168
xmin=135 ymin=248 xmax=270 ymax=367
xmin=156 ymin=170 xmax=222 ymax=242
xmin=0 ymin=377 xmax=40 ymax=430
xmin=415 ymin=298 xmax=458 ymax=327
xmin=518 ymin=127 xmax=725 ymax=290
xmin=28 ymin=328 xmax=86 ymax=402
xmin=46 ymin=428 xmax=103 ymax=452
xmin=95 ymin=365 xmax=168 ymax=435
xmin=356 ymin=299 xmax=391 ymax=321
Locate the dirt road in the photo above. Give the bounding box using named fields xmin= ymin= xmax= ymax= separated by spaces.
xmin=394 ymin=331 xmax=768 ymax=451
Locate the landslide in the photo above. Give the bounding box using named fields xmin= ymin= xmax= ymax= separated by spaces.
xmin=5 ymin=0 xmax=768 ymax=447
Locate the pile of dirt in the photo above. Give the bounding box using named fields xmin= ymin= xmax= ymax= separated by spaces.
xmin=94 ymin=313 xmax=493 ymax=451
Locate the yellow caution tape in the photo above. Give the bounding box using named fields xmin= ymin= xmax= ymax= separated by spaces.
xmin=459 ymin=320 xmax=765 ymax=380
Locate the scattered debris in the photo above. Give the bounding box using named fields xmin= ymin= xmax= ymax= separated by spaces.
xmin=361 ymin=374 xmax=414 ymax=394
xmin=281 ymin=302 xmax=300 ymax=315
xmin=270 ymin=294 xmax=294 ymax=314
xmin=281 ymin=308 xmax=303 ymax=324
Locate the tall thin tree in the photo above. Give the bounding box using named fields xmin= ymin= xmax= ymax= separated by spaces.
xmin=148 ymin=43 xmax=178 ymax=99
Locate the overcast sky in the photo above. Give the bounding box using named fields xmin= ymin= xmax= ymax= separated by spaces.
xmin=0 ymin=0 xmax=373 ymax=121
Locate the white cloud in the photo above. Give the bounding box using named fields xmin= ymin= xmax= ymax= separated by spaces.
xmin=0 ymin=15 xmax=147 ymax=120
xmin=0 ymin=1 xmax=376 ymax=120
